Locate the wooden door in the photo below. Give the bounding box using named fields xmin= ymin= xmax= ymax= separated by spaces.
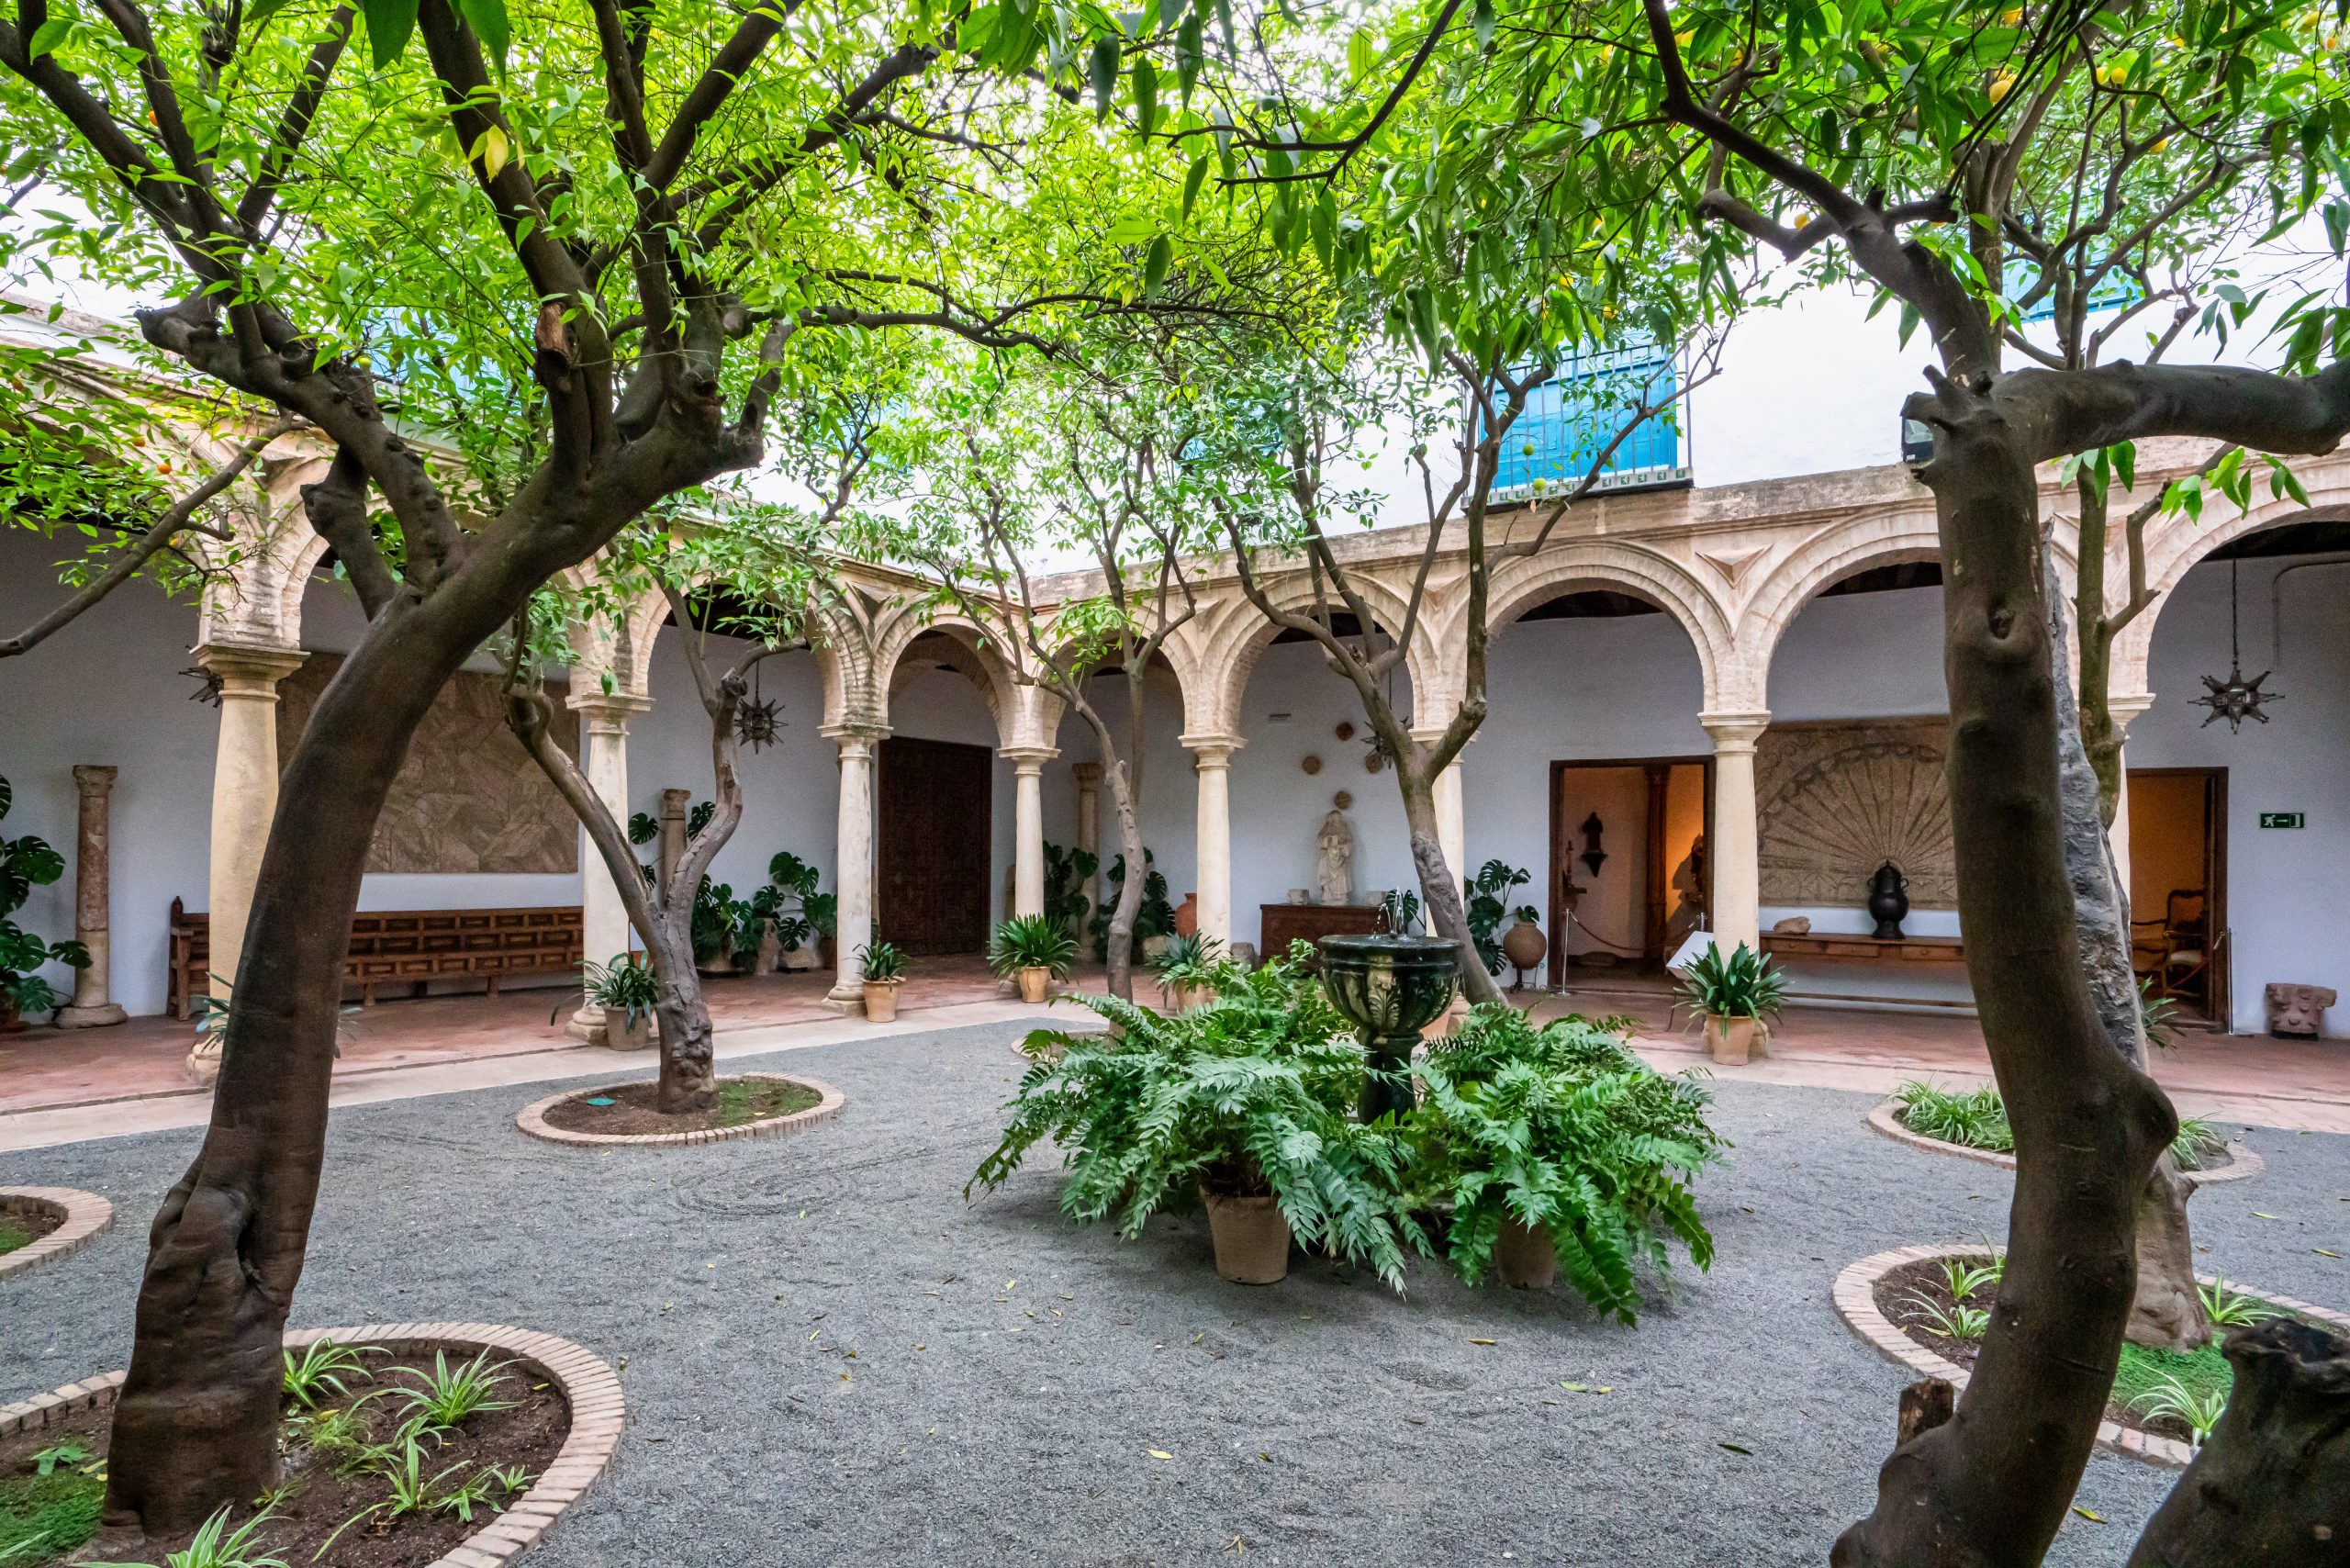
xmin=877 ymin=737 xmax=992 ymax=956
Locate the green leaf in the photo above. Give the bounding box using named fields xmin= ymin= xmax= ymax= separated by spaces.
xmin=1090 ymin=38 xmax=1121 ymax=120
xmin=362 ymin=0 xmax=420 ymax=68
xmin=1472 ymin=0 xmax=1494 ymax=50
xmin=1144 ymin=233 xmax=1171 ymax=292
xmin=1133 ymin=58 xmax=1158 ymax=135
xmin=26 ymin=17 xmax=71 ymax=59
xmin=456 ymin=0 xmax=510 ymax=69
xmin=1181 ymin=154 xmax=1210 ymax=221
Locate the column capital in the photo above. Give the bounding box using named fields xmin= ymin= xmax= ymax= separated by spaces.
xmin=821 ymin=722 xmax=890 ymax=745
xmin=1000 ymin=745 xmax=1058 ymax=772
xmin=1070 ymin=761 xmax=1103 ymax=788
xmin=195 ymin=640 xmax=307 ymax=688
xmin=566 ymin=689 xmax=652 ymax=722
xmin=72 ymin=763 xmax=118 ymax=793
xmin=2107 ymin=689 xmax=2156 ymax=727
xmin=1179 ymin=732 xmax=1246 ymax=761
xmin=1697 ymin=709 xmax=1772 ymax=750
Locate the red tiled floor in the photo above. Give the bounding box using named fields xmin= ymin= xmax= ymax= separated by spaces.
xmin=6 ymin=958 xmax=2345 ymax=1130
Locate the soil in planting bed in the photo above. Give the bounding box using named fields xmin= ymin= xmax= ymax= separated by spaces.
xmin=1873 ymin=1257 xmax=2247 ymax=1447
xmin=0 ymin=1342 xmax=568 ymax=1568
xmin=0 ymin=1203 xmax=62 ymax=1256
xmin=542 ymin=1075 xmax=822 ymax=1136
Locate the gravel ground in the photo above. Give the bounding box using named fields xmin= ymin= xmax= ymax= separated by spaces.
xmin=6 ymin=1018 xmax=2347 ymax=1567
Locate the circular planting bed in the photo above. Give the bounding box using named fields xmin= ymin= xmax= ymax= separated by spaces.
xmin=1865 ymin=1098 xmax=2264 ymax=1186
xmin=0 ymin=1188 xmax=113 ymax=1281
xmin=0 ymin=1322 xmax=620 ymax=1568
xmin=1834 ymin=1245 xmax=2349 ymax=1468
xmin=518 ymin=1073 xmax=842 ymax=1148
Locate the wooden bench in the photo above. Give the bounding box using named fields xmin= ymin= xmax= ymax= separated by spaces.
xmin=168 ymin=900 xmax=584 ymax=1016
xmin=1761 ymin=931 xmax=1965 ymax=964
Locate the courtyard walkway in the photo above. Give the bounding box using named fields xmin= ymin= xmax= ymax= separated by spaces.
xmin=6 ymin=1017 xmax=2344 ymax=1565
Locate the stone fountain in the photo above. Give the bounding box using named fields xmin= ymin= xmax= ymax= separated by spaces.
xmin=1317 ymin=934 xmax=1460 ymax=1123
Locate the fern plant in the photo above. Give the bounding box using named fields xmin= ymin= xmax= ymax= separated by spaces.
xmin=1404 ymin=1006 xmax=1722 ymax=1321
xmin=968 ymin=946 xmax=1426 ymax=1288
xmin=989 ymin=914 xmax=1080 ymax=980
xmin=1150 ymin=931 xmax=1225 ymax=991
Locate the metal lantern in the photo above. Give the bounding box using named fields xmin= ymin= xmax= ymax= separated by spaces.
xmin=2193 ymin=557 xmax=2278 ymax=733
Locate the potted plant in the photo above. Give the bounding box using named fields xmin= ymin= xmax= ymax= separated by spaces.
xmin=1410 ymin=1006 xmax=1722 ymax=1308
xmin=969 ymin=946 xmax=1420 ymax=1288
xmin=989 ymin=914 xmax=1078 ymax=1003
xmin=689 ymin=877 xmax=748 ymax=977
xmin=0 ymin=776 xmax=88 ymax=1032
xmin=1149 ymin=931 xmax=1225 ymax=1009
xmin=1090 ymin=849 xmax=1178 ymax=961
xmin=1674 ymin=940 xmax=1787 ymax=1065
xmin=584 ymin=955 xmax=660 ymax=1050
xmin=1465 ymin=858 xmax=1534 ymax=975
xmin=858 ymin=941 xmax=907 ymax=1022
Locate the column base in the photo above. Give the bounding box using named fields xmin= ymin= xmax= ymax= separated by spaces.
xmin=565 ymin=1003 xmax=609 ymax=1043
xmin=823 ymin=983 xmax=867 ymax=1016
xmin=186 ymin=1037 xmax=223 ymax=1087
xmin=52 ymin=1002 xmax=129 ymax=1029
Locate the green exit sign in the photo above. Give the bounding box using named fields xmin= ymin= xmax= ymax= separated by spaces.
xmin=2260 ymin=812 xmax=2305 ymax=829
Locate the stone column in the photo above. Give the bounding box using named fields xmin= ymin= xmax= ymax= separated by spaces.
xmin=1699 ymin=710 xmax=1771 ymax=956
xmin=656 ymin=787 xmax=691 ymax=890
xmin=1002 ymin=747 xmax=1057 ymax=919
xmin=2107 ymin=690 xmax=2155 ymax=903
xmin=1071 ymin=761 xmax=1102 ymax=928
xmin=823 ymin=727 xmax=882 ymax=1012
xmin=198 ymin=643 xmax=308 ymax=1002
xmin=1181 ymin=734 xmax=1242 ymax=946
xmin=53 ymin=765 xmax=127 ymax=1027
xmin=565 ymin=692 xmax=650 ymax=1039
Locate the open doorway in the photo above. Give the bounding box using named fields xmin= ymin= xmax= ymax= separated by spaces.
xmin=1548 ymin=758 xmax=1712 ymax=988
xmin=2127 ymin=767 xmax=2228 ymax=1028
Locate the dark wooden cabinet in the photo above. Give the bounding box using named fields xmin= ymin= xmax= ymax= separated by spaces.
xmin=167 ymin=899 xmax=582 ymax=1015
xmin=1259 ymin=902 xmax=1382 ymax=966
xmin=878 ymin=736 xmax=993 ymax=956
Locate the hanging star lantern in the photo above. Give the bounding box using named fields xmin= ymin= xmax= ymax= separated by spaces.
xmin=736 ymin=694 xmax=781 ymax=752
xmin=2193 ymin=664 xmax=2277 ymax=731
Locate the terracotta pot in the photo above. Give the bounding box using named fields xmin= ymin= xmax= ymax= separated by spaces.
xmin=604 ymin=1010 xmax=656 ymax=1051
xmin=819 ymin=935 xmax=837 ymax=970
xmin=863 ymin=979 xmax=901 ymax=1022
xmin=1203 ymin=1191 xmax=1292 ymax=1284
xmin=0 ymin=993 xmax=20 ymax=1034
xmin=1494 ymin=1219 xmax=1556 ymax=1290
xmin=1501 ymin=918 xmax=1547 ymax=977
xmin=1017 ymin=966 xmax=1052 ymax=1004
xmin=1704 ymin=1013 xmax=1764 ymax=1066
xmin=1174 ymin=892 xmax=1199 ymax=937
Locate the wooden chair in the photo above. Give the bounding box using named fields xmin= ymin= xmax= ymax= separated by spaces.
xmin=2132 ymin=889 xmax=2210 ymax=1002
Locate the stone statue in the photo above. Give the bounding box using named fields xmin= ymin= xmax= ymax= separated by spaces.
xmin=1315 ymin=796 xmax=1357 ymax=905
xmin=1665 ymin=834 xmax=1708 ymax=946
xmin=2266 ymin=983 xmax=2335 ymax=1038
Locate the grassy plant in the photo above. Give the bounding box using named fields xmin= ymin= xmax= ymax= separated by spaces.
xmin=2130 ymin=1372 xmax=2230 ymax=1446
xmin=84 ymin=1506 xmax=286 ymax=1568
xmin=1902 ymin=1293 xmax=1991 ymax=1341
xmin=1894 ymin=1081 xmax=2014 ymax=1152
xmin=856 ymin=941 xmax=906 ymax=983
xmin=432 ymin=1468 xmax=501 ymax=1523
xmin=2170 ymin=1117 xmax=2229 ymax=1170
xmin=2199 ymin=1278 xmax=2285 ymax=1327
xmin=580 ymin=956 xmax=659 ymax=1028
xmin=1407 ymin=1006 xmax=1723 ymax=1321
xmin=286 ymin=1404 xmax=378 ymax=1474
xmin=987 ymin=914 xmax=1080 ymax=980
xmin=0 ymin=1464 xmax=106 ymax=1566
xmin=1939 ymin=1256 xmax=2002 ymax=1303
xmin=281 ymin=1339 xmax=379 ymax=1412
xmin=0 ymin=1222 xmax=33 ymax=1256
xmin=1149 ymin=931 xmax=1225 ymax=992
xmin=969 ymin=944 xmax=1426 ymax=1288
xmin=393 ymin=1350 xmax=516 ymax=1428
xmin=1674 ymin=941 xmax=1786 ymax=1023
xmin=318 ymin=1425 xmax=463 ymax=1559
xmin=28 ymin=1444 xmax=91 ymax=1478
xmin=486 ymin=1465 xmax=534 ymax=1496
xmin=2138 ymin=976 xmax=2179 ymax=1050
xmin=2113 ymin=1339 xmax=2233 ymax=1445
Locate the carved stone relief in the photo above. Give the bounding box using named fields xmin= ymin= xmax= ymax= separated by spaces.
xmin=1756 ymin=717 xmax=1954 ymax=911
xmin=277 ymin=654 xmax=580 ymax=874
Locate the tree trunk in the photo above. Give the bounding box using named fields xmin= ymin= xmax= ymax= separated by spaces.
xmin=1832 ymin=372 xmax=2175 ymax=1568
xmin=2049 ymin=567 xmax=2210 ymax=1352
xmin=103 ymin=587 xmax=521 ymax=1535
xmin=1102 ymin=773 xmax=1144 ymax=1002
xmin=645 ymin=916 xmax=715 ymax=1114
xmin=2127 ymin=1317 xmax=2350 ymax=1567
xmin=1398 ymin=762 xmax=1503 ymax=1007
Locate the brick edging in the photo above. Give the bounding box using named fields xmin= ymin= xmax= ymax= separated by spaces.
xmin=516 ymin=1074 xmax=844 ymax=1148
xmin=0 ymin=1321 xmax=621 ymax=1568
xmin=1831 ymin=1244 xmax=2349 ymax=1472
xmin=1863 ymin=1101 xmax=2265 ymax=1185
xmin=0 ymin=1187 xmax=113 ymax=1281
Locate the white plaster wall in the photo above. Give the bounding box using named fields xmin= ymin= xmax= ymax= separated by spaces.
xmin=0 ymin=528 xmax=211 ymax=1017
xmin=2130 ymin=552 xmax=2350 ymax=1036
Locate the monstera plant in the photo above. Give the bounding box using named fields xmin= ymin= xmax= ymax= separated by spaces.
xmin=0 ymin=775 xmax=88 ymax=1026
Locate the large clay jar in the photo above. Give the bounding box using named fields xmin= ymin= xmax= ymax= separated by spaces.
xmin=1494 ymin=1219 xmax=1557 ymax=1289
xmin=1319 ymin=934 xmax=1460 ymax=1123
xmin=1203 ymin=1191 xmax=1292 ymax=1284
xmin=1017 ymin=966 xmax=1051 ymax=1004
xmin=1174 ymin=892 xmax=1199 ymax=938
xmin=1705 ymin=1014 xmax=1762 ymax=1066
xmin=1501 ymin=919 xmax=1547 ymax=979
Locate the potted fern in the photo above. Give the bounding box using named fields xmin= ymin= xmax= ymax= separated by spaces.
xmin=1150 ymin=931 xmax=1225 ymax=1010
xmin=990 ymin=914 xmax=1078 ymax=1003
xmin=583 ymin=955 xmax=660 ymax=1050
xmin=1675 ymin=940 xmax=1787 ymax=1066
xmin=970 ymin=947 xmax=1422 ymax=1287
xmin=1409 ymin=1006 xmax=1722 ymax=1306
xmin=858 ymin=941 xmax=907 ymax=1022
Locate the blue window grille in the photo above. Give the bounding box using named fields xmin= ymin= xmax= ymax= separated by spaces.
xmin=1491 ymin=344 xmax=1688 ymax=503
